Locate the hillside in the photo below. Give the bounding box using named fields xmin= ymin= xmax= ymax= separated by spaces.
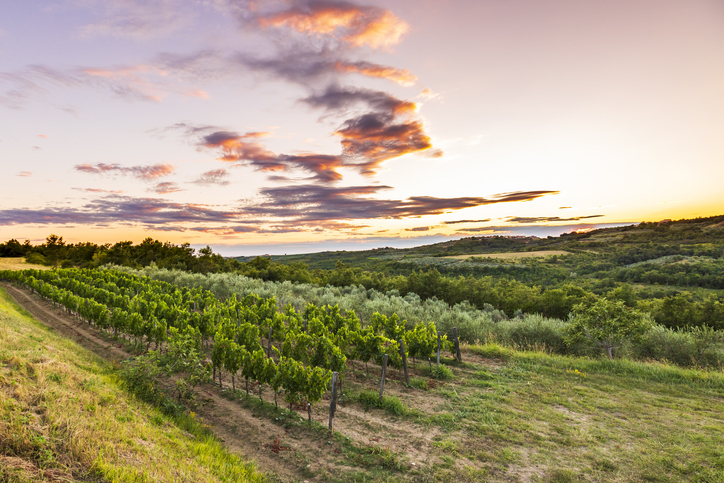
xmin=243 ymin=214 xmax=724 ymax=269
xmin=0 ymin=286 xmax=265 ymax=483
xmin=2 ymin=280 xmax=723 ymax=482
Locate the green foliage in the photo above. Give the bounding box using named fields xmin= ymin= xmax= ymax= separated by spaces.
xmin=566 ymin=298 xmax=654 ymax=359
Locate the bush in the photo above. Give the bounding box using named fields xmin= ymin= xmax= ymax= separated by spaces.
xmin=25 ymin=252 xmax=47 ymax=265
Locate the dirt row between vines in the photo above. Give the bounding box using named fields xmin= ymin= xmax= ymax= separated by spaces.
xmin=2 ymin=282 xmax=475 ymax=482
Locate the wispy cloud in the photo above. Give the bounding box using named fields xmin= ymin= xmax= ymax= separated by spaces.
xmin=0 ymin=195 xmax=240 ymax=226
xmin=148 ymin=181 xmax=183 ymax=194
xmin=190 ymin=168 xmax=231 ymax=186
xmin=75 ymin=163 xmax=175 ymax=181
xmin=75 ymin=0 xmax=194 ymax=39
xmin=505 ymin=215 xmax=603 ymax=223
xmin=16 ymin=171 xmax=32 ymax=177
xmin=72 ymin=187 xmax=124 ymax=194
xmin=242 ymin=185 xmax=560 ymax=223
xmin=443 ymin=219 xmax=492 ymax=225
xmin=0 ymin=63 xmax=208 ymax=109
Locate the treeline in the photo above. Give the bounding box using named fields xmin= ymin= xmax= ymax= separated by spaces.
xmin=3 ymin=235 xmax=724 ymax=329
xmin=0 ymin=235 xmax=242 ymax=273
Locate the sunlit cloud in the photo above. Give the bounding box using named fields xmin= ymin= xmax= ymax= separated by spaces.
xmin=16 ymin=171 xmax=32 ymax=177
xmin=405 ymin=226 xmax=432 ymax=232
xmin=334 ymin=61 xmax=416 ymax=86
xmin=243 ymin=185 xmax=560 ymax=222
xmin=505 ymin=215 xmax=603 ymax=223
xmin=75 ymin=163 xmax=175 ymax=181
xmin=443 ymin=219 xmax=492 ymax=225
xmin=258 ymin=2 xmax=409 ymax=49
xmin=148 ymin=182 xmax=183 ymax=194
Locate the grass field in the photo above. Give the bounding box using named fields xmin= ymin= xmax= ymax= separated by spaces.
xmin=0 ymin=287 xmax=266 ymax=483
xmin=0 ymin=257 xmax=49 ymax=271
xmin=445 ymin=250 xmax=571 ymax=260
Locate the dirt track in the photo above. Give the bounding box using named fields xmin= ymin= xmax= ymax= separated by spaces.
xmin=2 ymin=282 xmax=448 ymax=482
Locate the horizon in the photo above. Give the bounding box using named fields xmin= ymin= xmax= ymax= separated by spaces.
xmin=2 ymin=1 xmax=723 ymax=249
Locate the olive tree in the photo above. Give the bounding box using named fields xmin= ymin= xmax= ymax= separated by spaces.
xmin=566 ymin=298 xmax=653 ymax=359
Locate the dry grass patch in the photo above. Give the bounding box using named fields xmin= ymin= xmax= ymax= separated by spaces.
xmin=445 ymin=250 xmax=570 ymax=260
xmin=0 ymin=257 xmax=50 ymax=271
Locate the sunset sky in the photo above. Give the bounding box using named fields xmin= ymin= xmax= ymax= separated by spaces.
xmin=2 ymin=0 xmax=723 ymax=255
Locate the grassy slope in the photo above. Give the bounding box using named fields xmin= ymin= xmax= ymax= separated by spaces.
xmin=0 ymin=287 xmax=266 ymax=483
xmin=430 ymin=345 xmax=724 ymax=482
xmin=249 ymin=214 xmax=724 ymax=270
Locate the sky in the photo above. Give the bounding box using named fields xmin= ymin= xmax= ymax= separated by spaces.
xmin=1 ymin=0 xmax=723 ymax=256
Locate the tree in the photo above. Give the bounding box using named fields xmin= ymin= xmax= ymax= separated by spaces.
xmin=566 ymin=298 xmax=653 ymax=359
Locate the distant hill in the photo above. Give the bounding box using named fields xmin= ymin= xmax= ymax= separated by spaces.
xmin=235 ymin=214 xmax=724 ymax=270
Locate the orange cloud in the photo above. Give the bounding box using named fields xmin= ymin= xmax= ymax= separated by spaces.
xmin=16 ymin=171 xmax=32 ymax=177
xmin=334 ymin=61 xmax=416 ymax=86
xmin=75 ymin=163 xmax=175 ymax=180
xmin=260 ymin=3 xmax=408 ymax=49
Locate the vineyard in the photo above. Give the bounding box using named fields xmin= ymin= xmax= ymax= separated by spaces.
xmin=0 ymin=267 xmax=455 ymax=422
xmin=2 ymin=267 xmax=723 ymax=482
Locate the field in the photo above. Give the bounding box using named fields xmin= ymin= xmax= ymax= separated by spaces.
xmin=2 ymin=280 xmax=723 ymax=482
xmin=444 ymin=250 xmax=571 ymax=260
xmin=0 ymin=257 xmax=49 ymax=271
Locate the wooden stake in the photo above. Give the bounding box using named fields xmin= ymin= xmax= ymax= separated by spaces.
xmin=453 ymin=327 xmax=462 ymax=363
xmin=379 ymin=354 xmax=388 ymax=400
xmin=328 ymin=372 xmax=338 ymax=436
xmin=398 ymin=339 xmax=409 ymax=385
xmin=436 ymin=331 xmax=441 ymax=367
xmin=267 ymin=327 xmax=273 ymax=358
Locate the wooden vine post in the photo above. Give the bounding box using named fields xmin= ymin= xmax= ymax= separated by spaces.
xmin=328 ymin=371 xmax=338 ymax=436
xmin=398 ymin=339 xmax=409 ymax=385
xmin=436 ymin=331 xmax=441 ymax=367
xmin=267 ymin=327 xmax=273 ymax=358
xmin=453 ymin=327 xmax=462 ymax=363
xmin=379 ymin=354 xmax=389 ymax=400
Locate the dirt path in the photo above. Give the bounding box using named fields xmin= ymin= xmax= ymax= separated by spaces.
xmin=2 ymin=282 xmax=454 ymax=482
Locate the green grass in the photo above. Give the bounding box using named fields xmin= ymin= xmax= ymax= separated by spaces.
xmin=0 ymin=287 xmax=267 ymax=483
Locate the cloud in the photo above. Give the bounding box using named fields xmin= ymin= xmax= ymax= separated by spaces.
xmin=16 ymin=171 xmax=32 ymax=177
xmin=1 ymin=62 xmax=208 ymax=109
xmin=505 ymin=215 xmax=604 ymax=223
xmin=76 ymin=0 xmax=194 ymax=39
xmin=302 ymin=85 xmax=435 ymax=175
xmin=148 ymin=182 xmax=183 ymax=194
xmin=72 ymin=188 xmax=124 ymax=194
xmin=256 ymin=1 xmax=409 ymax=50
xmin=301 ymin=84 xmax=416 ymax=114
xmin=190 ymin=168 xmax=231 ymax=186
xmin=443 ymin=219 xmax=492 ymax=225
xmin=184 ymin=86 xmax=437 ymax=182
xmin=0 ymin=195 xmax=241 ymax=226
xmin=243 ymin=185 xmax=560 ymax=222
xmin=334 ymin=61 xmax=416 ymax=86
xmin=233 ymin=49 xmax=416 ymax=86
xmin=405 ymin=226 xmax=432 ymax=232
xmin=75 ymin=163 xmax=175 ymax=181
